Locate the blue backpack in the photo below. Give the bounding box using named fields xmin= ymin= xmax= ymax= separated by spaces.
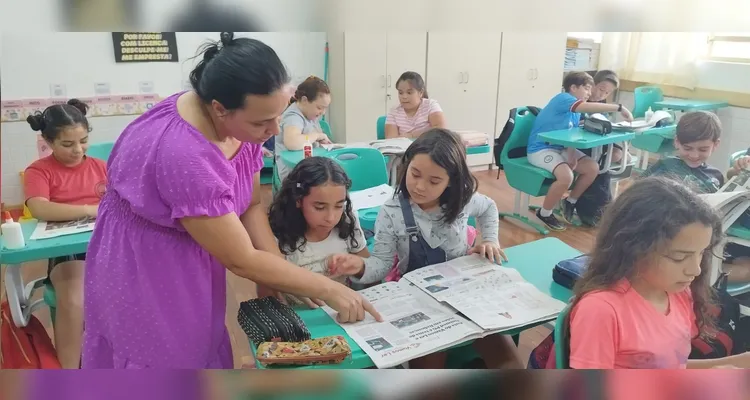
xmin=553 ymin=255 xmax=588 ymax=290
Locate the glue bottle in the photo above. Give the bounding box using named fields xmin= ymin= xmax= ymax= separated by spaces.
xmin=645 ymin=107 xmax=654 ymax=123
xmin=303 ymin=135 xmax=313 ymax=159
xmin=1 ymin=211 xmax=25 ymax=250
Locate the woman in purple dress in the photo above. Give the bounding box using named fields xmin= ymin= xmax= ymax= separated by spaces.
xmin=82 ymin=32 xmax=381 ymax=369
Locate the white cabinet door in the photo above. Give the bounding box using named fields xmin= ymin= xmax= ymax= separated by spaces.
xmin=344 ymin=32 xmax=387 ymax=143
xmin=385 ymin=32 xmax=428 ymax=112
xmin=427 ymin=32 xmax=502 ymax=135
xmin=425 ymin=32 xmax=469 ymax=132
xmin=527 ymin=33 xmax=566 ymax=108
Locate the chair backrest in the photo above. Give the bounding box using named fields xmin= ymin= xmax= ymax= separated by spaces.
xmin=320 ymin=119 xmax=332 ymax=140
xmin=376 ymin=116 xmax=386 ymax=140
xmin=499 ymin=107 xmax=539 ymax=164
xmin=328 ymin=147 xmax=388 ymax=191
xmin=633 ymin=86 xmax=664 ymax=118
xmin=730 ymin=149 xmax=748 ymax=168
xmin=87 ymin=142 xmax=115 ymax=161
xmin=554 ymin=303 xmax=573 ymax=369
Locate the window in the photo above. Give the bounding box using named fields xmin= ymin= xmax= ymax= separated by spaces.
xmin=706 ymin=33 xmax=750 ymax=63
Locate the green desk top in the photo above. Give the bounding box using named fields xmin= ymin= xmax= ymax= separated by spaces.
xmin=251 ymin=237 xmax=578 ymax=369
xmin=538 ymin=128 xmax=635 ymax=149
xmin=654 ymin=99 xmax=729 ymax=111
xmin=279 ymin=148 xmax=333 ymax=168
xmin=0 ymin=221 xmax=91 ymax=265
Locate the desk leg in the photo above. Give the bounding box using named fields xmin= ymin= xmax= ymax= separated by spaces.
xmin=4 ymin=264 xmax=47 ymax=327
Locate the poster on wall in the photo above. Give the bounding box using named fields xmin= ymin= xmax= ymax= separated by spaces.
xmin=112 ymin=32 xmax=179 ymax=63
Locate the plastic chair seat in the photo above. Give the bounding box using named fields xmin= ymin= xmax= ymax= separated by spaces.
xmin=728 ymin=282 xmax=750 ymax=297
xmin=631 ymin=134 xmax=673 ymax=154
xmin=503 ymin=157 xmax=554 ymax=197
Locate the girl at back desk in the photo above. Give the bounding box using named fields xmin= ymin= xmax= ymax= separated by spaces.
xmin=263 ymin=156 xmax=369 ymax=307
xmin=23 ymin=99 xmax=106 ymax=368
xmin=568 ymin=177 xmax=750 ymax=369
xmin=384 ymin=71 xmax=446 ymax=139
xmin=328 ymin=128 xmax=522 ymax=369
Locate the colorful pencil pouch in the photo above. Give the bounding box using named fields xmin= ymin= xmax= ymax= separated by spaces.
xmin=256 ymin=336 xmax=352 ymax=367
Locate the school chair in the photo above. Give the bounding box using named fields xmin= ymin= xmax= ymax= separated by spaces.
xmin=376 ymin=116 xmax=386 ymax=140
xmin=320 ymin=119 xmax=332 ymax=140
xmin=497 ymin=107 xmax=559 ymax=235
xmin=553 ymin=303 xmax=573 ymax=369
xmin=631 ymin=86 xmax=668 ymax=171
xmin=87 ymin=142 xmax=115 ymax=161
xmin=328 ymin=147 xmax=388 ymax=192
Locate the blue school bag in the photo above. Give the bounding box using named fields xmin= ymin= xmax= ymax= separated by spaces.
xmin=552 ymin=255 xmax=589 ymax=290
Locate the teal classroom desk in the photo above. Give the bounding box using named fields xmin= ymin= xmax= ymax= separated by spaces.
xmin=653 ymin=99 xmax=729 ymax=112
xmin=537 ymin=128 xmax=635 ymax=150
xmin=1 ymin=221 xmax=91 ymax=327
xmin=248 ymin=237 xmax=579 ymax=369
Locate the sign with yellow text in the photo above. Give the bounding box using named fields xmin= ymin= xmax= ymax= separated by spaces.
xmin=112 ymin=32 xmax=178 ymax=63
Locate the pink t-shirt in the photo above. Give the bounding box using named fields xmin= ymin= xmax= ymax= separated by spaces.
xmin=569 ymin=280 xmax=697 ymax=369
xmin=385 ymin=98 xmax=442 ymax=135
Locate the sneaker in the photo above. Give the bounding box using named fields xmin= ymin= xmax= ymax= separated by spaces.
xmin=536 ymin=209 xmax=565 ymax=231
xmin=559 ymin=199 xmax=576 ymax=224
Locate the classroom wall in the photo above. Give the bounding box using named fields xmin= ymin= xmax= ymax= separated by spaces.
xmin=0 ymin=32 xmax=326 ymax=206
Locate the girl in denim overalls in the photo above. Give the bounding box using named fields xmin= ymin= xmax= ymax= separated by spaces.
xmin=329 ymin=128 xmax=523 ymax=369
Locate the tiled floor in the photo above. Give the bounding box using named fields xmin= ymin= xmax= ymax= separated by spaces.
xmin=12 ymin=169 xmax=599 ymax=368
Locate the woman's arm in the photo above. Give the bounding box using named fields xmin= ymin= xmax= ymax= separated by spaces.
xmin=282 ymin=126 xmax=327 ymax=151
xmin=241 ymin=172 xmax=283 ymax=257
xmin=26 ymin=198 xmax=96 ymax=221
xmin=384 ymin=124 xmax=400 ymax=139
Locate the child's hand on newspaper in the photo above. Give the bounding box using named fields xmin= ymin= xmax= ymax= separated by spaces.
xmin=328 ymin=254 xmax=365 ymax=279
xmin=468 ymin=241 xmax=509 ymax=265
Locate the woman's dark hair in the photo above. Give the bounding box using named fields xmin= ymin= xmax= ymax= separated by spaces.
xmin=26 ymin=99 xmax=91 ymax=142
xmin=396 ymin=71 xmax=428 ymax=99
xmin=269 ymin=156 xmax=360 ymax=255
xmin=396 ymin=128 xmax=476 ymax=225
xmin=189 ymin=32 xmax=290 ymax=110
xmin=593 ymin=69 xmax=620 ymax=88
xmin=289 ymin=76 xmax=330 ymax=105
xmin=570 ymin=176 xmax=721 ymax=338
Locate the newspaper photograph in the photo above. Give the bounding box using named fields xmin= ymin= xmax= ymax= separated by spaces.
xmin=404 ymin=255 xmax=566 ymax=331
xmin=30 ymin=217 xmax=96 ymax=240
xmin=324 ymin=281 xmax=483 ymax=369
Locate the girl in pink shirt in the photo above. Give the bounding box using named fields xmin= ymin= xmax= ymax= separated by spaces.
xmin=23 ymin=99 xmax=106 ymax=368
xmin=384 ymin=71 xmax=446 ymax=139
xmin=568 ymin=176 xmax=750 ymax=369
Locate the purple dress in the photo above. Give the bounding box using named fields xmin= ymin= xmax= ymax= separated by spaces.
xmin=82 ymin=92 xmax=263 ymax=368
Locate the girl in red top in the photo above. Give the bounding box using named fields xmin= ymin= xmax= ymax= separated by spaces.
xmin=24 ymin=99 xmax=107 ymax=368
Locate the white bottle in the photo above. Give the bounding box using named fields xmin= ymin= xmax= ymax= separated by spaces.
xmin=1 ymin=211 xmax=25 ymax=250
xmin=645 ymin=107 xmax=654 ymax=123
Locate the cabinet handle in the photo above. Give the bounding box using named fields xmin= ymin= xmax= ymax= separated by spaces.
xmin=465 ymin=71 xmax=470 ymax=84
xmin=387 ymin=74 xmax=392 ymax=87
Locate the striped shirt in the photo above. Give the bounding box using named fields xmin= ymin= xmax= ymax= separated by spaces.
xmin=385 ymin=98 xmax=443 ymax=136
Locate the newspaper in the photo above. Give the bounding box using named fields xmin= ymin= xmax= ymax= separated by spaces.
xmin=699 ymin=189 xmax=750 ymax=232
xmin=30 ymin=217 xmax=95 ymax=240
xmin=349 ymin=184 xmax=394 ymax=211
xmin=325 ymin=255 xmax=566 ymax=368
xmin=403 ymin=255 xmax=566 ymax=331
xmin=323 ymin=281 xmax=485 ymax=369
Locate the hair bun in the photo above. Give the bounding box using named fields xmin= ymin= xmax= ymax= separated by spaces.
xmin=220 ymin=32 xmax=234 ymax=47
xmin=67 ymin=98 xmax=89 ymax=116
xmin=26 ymin=113 xmax=45 ymax=132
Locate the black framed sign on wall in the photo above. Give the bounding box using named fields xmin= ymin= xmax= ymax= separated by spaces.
xmin=112 ymin=32 xmax=179 ymax=63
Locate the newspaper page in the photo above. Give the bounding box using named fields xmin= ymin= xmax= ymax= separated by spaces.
xmin=30 ymin=217 xmax=95 ymax=240
xmin=324 ymin=281 xmax=483 ymax=369
xmin=349 ymin=184 xmax=394 ymax=211
xmin=403 ymin=255 xmax=566 ymax=331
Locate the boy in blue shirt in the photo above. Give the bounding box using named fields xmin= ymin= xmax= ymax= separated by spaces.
xmin=528 ymin=71 xmax=634 ymax=231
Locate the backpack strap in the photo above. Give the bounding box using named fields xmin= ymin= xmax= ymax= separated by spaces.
xmin=399 ymin=193 xmax=421 ymax=241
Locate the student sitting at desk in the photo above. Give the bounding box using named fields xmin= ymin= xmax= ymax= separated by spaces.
xmin=642 ymin=111 xmax=750 ymax=284
xmin=328 ymin=129 xmax=523 ymax=369
xmin=727 ymin=147 xmax=750 ymax=180
xmin=568 ymin=177 xmax=750 ymax=369
xmin=581 ymin=70 xmax=625 ymax=165
xmin=527 ymin=71 xmax=633 ymax=231
xmin=23 ymin=99 xmax=105 ymax=369
xmin=384 ymin=71 xmax=446 ymax=139
xmin=264 ymin=157 xmax=370 ymax=307
xmin=275 ymin=76 xmax=332 ymax=182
